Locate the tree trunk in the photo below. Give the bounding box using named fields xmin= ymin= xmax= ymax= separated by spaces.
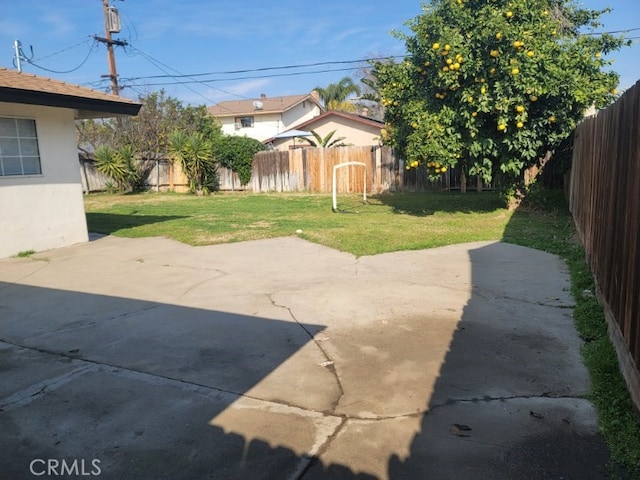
xmin=477 ymin=175 xmax=483 ymax=193
xmin=524 ymin=150 xmax=553 ymax=186
xmin=460 ymin=170 xmax=466 ymax=193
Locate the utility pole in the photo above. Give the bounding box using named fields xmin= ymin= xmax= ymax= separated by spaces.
xmin=94 ymin=0 xmax=127 ymax=96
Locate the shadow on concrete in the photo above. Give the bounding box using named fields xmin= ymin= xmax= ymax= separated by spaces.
xmin=0 ymin=213 xmax=618 ymax=479
xmin=385 ymin=241 xmax=614 ymax=479
xmin=85 ymin=212 xmax=187 ymax=235
xmin=0 ymin=282 xmax=370 ymax=479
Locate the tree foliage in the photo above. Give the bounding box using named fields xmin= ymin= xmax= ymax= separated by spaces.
xmin=77 ymin=90 xmax=221 ymax=160
xmin=315 ymin=77 xmax=362 ymax=112
xmin=374 ymin=0 xmax=628 ymax=189
xmin=168 ymin=131 xmax=218 ymax=194
xmin=93 ymin=144 xmax=139 ymax=191
xmin=212 ymin=136 xmax=265 ymax=186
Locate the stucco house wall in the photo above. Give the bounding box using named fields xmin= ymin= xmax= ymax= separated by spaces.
xmin=266 ymin=111 xmax=384 ymax=150
xmin=220 ymin=112 xmax=284 ymax=141
xmin=210 ymin=93 xmax=324 ymax=142
xmin=0 ymin=103 xmax=87 ymax=258
xmin=0 ymin=66 xmax=140 ymax=259
xmin=280 ymin=102 xmax=321 ymax=132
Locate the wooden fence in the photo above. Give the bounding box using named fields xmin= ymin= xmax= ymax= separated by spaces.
xmin=80 ymin=145 xmax=493 ymax=194
xmin=248 ymin=146 xmax=400 ymax=193
xmin=569 ymin=79 xmax=640 ymax=410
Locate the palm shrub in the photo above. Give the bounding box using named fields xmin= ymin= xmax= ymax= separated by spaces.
xmin=94 ymin=145 xmax=128 ymax=190
xmin=116 ymin=144 xmax=141 ymax=191
xmin=301 ymin=129 xmax=349 ymax=148
xmin=169 ymin=130 xmax=217 ymax=194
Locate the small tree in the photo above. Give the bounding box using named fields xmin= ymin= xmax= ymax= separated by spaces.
xmin=374 ymin=0 xmax=629 ymax=202
xmin=213 ymin=136 xmax=264 ymax=186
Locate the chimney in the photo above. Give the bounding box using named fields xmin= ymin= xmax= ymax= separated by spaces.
xmin=311 ymin=90 xmax=320 ymax=102
xmin=361 ymin=107 xmax=370 ymax=117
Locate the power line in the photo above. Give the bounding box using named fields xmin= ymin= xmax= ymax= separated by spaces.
xmin=20 ymin=39 xmax=98 ymax=74
xmin=121 ymin=66 xmax=362 ymax=89
xmin=31 ymin=37 xmax=94 ymax=62
xmin=122 ymin=44 xmax=247 ymax=107
xmin=583 ymin=27 xmax=640 ymax=36
xmin=120 ymin=55 xmax=405 ymax=83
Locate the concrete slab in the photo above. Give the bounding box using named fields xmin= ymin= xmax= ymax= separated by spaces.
xmin=0 ymin=236 xmax=614 ymax=479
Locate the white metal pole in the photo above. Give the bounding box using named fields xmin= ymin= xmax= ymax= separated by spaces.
xmin=13 ymin=40 xmax=22 ymax=73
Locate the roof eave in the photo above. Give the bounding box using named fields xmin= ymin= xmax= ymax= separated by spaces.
xmin=0 ymin=88 xmax=142 ymax=118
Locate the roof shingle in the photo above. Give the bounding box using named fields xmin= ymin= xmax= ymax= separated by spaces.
xmin=0 ymin=67 xmax=141 ymax=118
xmin=208 ymin=92 xmax=322 ymax=117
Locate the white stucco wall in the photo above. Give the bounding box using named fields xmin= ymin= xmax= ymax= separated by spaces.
xmin=0 ymin=102 xmax=88 ymax=258
xmin=281 ymin=102 xmax=321 ymax=130
xmin=218 ymin=100 xmax=321 ymax=142
xmin=220 ymin=113 xmax=285 ymax=141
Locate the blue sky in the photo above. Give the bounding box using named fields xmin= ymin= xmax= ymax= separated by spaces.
xmin=1 ymin=1 xmax=639 ymax=106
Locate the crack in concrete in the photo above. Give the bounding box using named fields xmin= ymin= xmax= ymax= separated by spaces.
xmin=0 ymin=362 xmax=95 ymax=410
xmin=428 ymin=392 xmax=588 ymax=413
xmin=0 ymin=258 xmax=51 ymax=289
xmin=472 ymin=287 xmax=575 ymax=309
xmin=177 ymin=273 xmax=229 ymax=299
xmin=293 ymin=417 xmax=348 ymax=480
xmin=1 ymin=338 xmax=427 ymax=424
xmin=267 ymin=294 xmax=346 ymax=415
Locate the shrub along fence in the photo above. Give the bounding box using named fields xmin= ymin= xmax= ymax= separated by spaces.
xmin=569 ymin=79 xmax=640 ymax=410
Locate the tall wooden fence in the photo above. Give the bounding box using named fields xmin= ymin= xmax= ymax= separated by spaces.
xmin=80 ymin=145 xmax=491 ymax=194
xmin=249 ymin=146 xmax=400 ymax=193
xmin=569 ymin=79 xmax=640 ymax=410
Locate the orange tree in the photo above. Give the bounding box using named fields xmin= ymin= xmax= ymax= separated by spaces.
xmin=374 ymin=0 xmax=628 ymax=197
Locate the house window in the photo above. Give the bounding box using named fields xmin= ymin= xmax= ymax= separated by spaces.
xmin=0 ymin=118 xmax=42 ymax=176
xmin=235 ymin=116 xmax=254 ymax=128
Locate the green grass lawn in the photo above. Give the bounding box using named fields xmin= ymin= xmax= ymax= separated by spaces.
xmin=85 ymin=191 xmax=513 ymax=257
xmin=84 ymin=189 xmax=640 ymax=476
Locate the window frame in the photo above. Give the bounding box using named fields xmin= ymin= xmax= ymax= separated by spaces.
xmin=234 ymin=116 xmax=254 ymax=128
xmin=0 ymin=117 xmax=42 ymax=177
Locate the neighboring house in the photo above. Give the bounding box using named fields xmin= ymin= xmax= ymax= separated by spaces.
xmin=0 ymin=67 xmax=141 ymax=259
xmin=208 ymin=92 xmax=324 ymax=141
xmin=263 ymin=110 xmax=385 ymax=150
